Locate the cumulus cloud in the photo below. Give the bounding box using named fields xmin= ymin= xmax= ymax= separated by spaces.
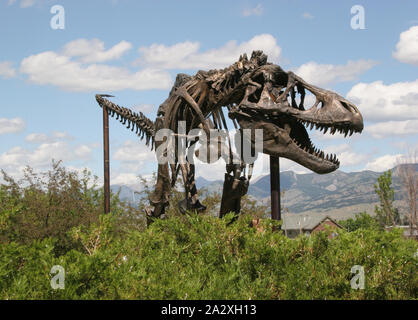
xmin=75 ymin=145 xmax=93 ymax=159
xmin=393 ymin=26 xmax=418 ymax=65
xmin=113 ymin=140 xmax=156 ymax=173
xmin=0 ymin=118 xmax=25 ymax=135
xmin=113 ymin=140 xmax=155 ymax=163
xmin=366 ymin=120 xmax=418 ymax=138
xmin=8 ymin=0 xmax=35 ymax=8
xmin=242 ymin=4 xmax=264 ymax=17
xmin=20 ymin=50 xmax=172 ymax=92
xmin=110 ymin=172 xmax=142 ymax=187
xmin=0 ymin=142 xmax=71 ymax=171
xmin=346 ymin=79 xmax=418 ymax=122
xmin=25 ymin=131 xmax=73 ymax=143
xmin=0 ymin=61 xmax=17 ymax=78
xmin=324 ymin=144 xmax=370 ymax=167
xmin=137 ymin=34 xmax=282 ymax=70
xmin=0 ymin=131 xmax=94 ymax=181
xmin=25 ymin=133 xmax=49 ymax=143
xmin=294 ymin=60 xmax=377 ymax=87
xmin=302 ymin=12 xmax=314 ymax=19
xmin=131 ymin=104 xmax=156 ymax=116
xmin=62 ymin=38 xmax=132 ymax=63
xmin=364 ymin=154 xmax=403 ymax=172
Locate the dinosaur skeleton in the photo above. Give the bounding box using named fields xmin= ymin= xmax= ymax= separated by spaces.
xmin=95 ymin=51 xmax=363 ymax=224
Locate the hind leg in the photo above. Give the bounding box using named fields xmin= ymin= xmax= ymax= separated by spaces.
xmin=178 ymin=160 xmax=206 ymax=214
xmin=147 ymin=162 xmax=172 ymax=225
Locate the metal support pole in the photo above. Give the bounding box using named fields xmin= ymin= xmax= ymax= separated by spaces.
xmin=103 ymin=105 xmax=110 ymax=214
xmin=270 ymin=156 xmax=281 ymax=221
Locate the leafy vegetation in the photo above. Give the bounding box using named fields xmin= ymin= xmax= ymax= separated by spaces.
xmin=0 ymin=163 xmax=417 ymax=300
xmin=374 ymin=170 xmax=401 ymax=227
xmin=339 ymin=212 xmax=381 ymax=232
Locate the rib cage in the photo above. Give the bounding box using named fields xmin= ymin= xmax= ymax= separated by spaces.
xmin=95 ymin=94 xmax=155 ymax=149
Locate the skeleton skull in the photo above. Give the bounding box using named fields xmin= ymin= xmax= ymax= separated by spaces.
xmin=229 ymin=52 xmax=363 ymax=174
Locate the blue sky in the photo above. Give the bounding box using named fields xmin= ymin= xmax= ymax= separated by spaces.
xmin=0 ymin=0 xmax=417 ymax=188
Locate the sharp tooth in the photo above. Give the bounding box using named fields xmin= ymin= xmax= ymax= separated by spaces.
xmin=344 ymin=130 xmax=348 ymax=138
xmin=331 ymin=127 xmax=336 ymax=135
xmin=310 ymin=122 xmax=314 ymax=130
xmin=323 ymin=127 xmax=328 ymax=134
xmin=349 ymin=129 xmax=354 ymax=136
xmin=320 ymin=151 xmax=324 ymax=158
xmin=326 ymin=154 xmax=329 ymax=160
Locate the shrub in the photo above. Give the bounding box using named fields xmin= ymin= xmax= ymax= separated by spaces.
xmin=0 ymin=163 xmax=416 ymax=300
xmin=0 ymin=161 xmax=144 ymax=255
xmin=339 ymin=212 xmax=381 ymax=232
xmin=0 ymin=213 xmax=416 ymax=300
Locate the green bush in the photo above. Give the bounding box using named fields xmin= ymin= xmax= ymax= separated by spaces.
xmin=0 ymin=161 xmax=144 ymax=255
xmin=0 ymin=213 xmax=416 ymax=300
xmin=339 ymin=212 xmax=381 ymax=232
xmin=0 ymin=163 xmax=416 ymax=300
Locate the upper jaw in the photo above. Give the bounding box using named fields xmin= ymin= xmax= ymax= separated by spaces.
xmin=249 ymin=93 xmax=364 ymax=134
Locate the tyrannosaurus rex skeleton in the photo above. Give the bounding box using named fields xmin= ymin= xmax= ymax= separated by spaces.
xmin=95 ymin=51 xmax=363 ymax=224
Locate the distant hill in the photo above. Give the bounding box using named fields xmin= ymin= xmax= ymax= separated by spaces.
xmin=112 ymin=164 xmax=416 ymax=220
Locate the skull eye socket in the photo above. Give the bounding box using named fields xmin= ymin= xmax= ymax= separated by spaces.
xmin=248 ymin=86 xmax=263 ymax=103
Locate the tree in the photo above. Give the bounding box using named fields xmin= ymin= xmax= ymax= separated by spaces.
xmin=374 ymin=170 xmax=400 ymax=227
xmin=339 ymin=212 xmax=380 ymax=231
xmin=396 ymin=151 xmax=417 ymax=234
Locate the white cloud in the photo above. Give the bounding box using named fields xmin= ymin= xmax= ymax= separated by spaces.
xmin=366 ymin=120 xmax=418 ymax=138
xmin=0 ymin=61 xmax=16 ymax=78
xmin=20 ymin=0 xmax=35 ymax=8
xmin=137 ymin=34 xmax=282 ymax=70
xmin=25 ymin=133 xmax=49 ymax=143
xmin=324 ymin=144 xmax=370 ymax=167
xmin=364 ymin=154 xmax=403 ymax=172
xmin=75 ymin=145 xmax=92 ymax=159
xmin=52 ymin=131 xmax=73 ymax=140
xmin=62 ymin=39 xmax=132 ymax=63
xmin=20 ymin=50 xmax=172 ymax=92
xmin=0 ymin=118 xmax=25 ymax=135
xmin=8 ymin=0 xmax=35 ymax=8
xmin=113 ymin=140 xmax=155 ymax=163
xmin=0 ymin=131 xmax=95 ymax=181
xmin=0 ymin=142 xmax=71 ymax=171
xmin=25 ymin=131 xmax=73 ymax=143
xmin=242 ymin=4 xmax=264 ymax=17
xmin=110 ymin=172 xmax=141 ymax=187
xmin=393 ymin=26 xmax=418 ymax=65
xmin=194 ymin=157 xmax=229 ymax=181
xmin=302 ymin=12 xmax=314 ymax=19
xmin=131 ymin=104 xmax=156 ymax=116
xmin=113 ymin=140 xmax=156 ymax=173
xmin=294 ymin=60 xmax=377 ymax=87
xmin=346 ymin=79 xmax=418 ymax=122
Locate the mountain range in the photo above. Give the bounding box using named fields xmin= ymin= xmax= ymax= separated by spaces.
xmin=112 ymin=164 xmax=417 ymax=221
